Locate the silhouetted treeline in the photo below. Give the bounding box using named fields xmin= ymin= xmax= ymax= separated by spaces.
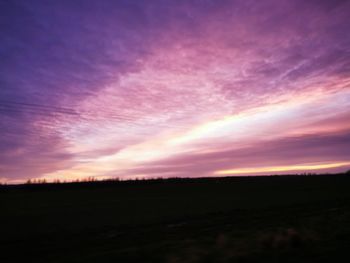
xmin=1 ymin=172 xmax=349 ymax=191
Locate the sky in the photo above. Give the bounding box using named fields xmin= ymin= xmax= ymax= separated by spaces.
xmin=1 ymin=0 xmax=350 ymax=183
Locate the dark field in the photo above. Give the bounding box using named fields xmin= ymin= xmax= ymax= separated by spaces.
xmin=1 ymin=174 xmax=350 ymax=262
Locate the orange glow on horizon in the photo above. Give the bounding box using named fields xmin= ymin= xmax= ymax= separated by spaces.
xmin=214 ymin=162 xmax=350 ymax=175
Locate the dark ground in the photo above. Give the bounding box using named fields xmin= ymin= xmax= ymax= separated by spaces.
xmin=1 ymin=174 xmax=350 ymax=262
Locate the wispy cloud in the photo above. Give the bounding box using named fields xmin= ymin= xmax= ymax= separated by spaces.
xmin=1 ymin=0 xmax=350 ymax=182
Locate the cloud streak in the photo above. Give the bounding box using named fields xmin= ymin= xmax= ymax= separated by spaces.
xmin=1 ymin=0 xmax=350 ymax=182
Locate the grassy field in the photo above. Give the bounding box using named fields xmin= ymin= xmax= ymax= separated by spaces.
xmin=1 ymin=174 xmax=350 ymax=262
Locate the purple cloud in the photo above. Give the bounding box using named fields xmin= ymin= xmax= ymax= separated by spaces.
xmin=1 ymin=0 xmax=350 ymax=182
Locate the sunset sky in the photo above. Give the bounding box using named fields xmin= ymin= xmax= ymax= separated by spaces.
xmin=1 ymin=0 xmax=350 ymax=183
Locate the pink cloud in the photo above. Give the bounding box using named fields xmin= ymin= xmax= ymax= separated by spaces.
xmin=1 ymin=0 xmax=350 ymax=182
